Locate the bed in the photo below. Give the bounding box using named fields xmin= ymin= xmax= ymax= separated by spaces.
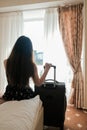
xmin=0 ymin=95 xmax=43 ymax=130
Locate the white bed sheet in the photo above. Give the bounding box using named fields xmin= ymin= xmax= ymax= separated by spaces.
xmin=0 ymin=95 xmax=42 ymax=130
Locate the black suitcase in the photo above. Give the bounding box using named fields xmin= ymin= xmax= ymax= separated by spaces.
xmin=35 ymin=65 xmax=67 ymax=130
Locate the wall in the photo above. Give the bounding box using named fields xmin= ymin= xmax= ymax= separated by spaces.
xmin=0 ymin=0 xmax=60 ymax=7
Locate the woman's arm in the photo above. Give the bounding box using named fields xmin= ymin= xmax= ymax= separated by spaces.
xmin=0 ymin=98 xmax=6 ymax=104
xmin=33 ymin=63 xmax=52 ymax=86
xmin=4 ymin=59 xmax=7 ymax=69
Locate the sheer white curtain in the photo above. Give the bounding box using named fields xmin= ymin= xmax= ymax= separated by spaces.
xmin=0 ymin=11 xmax=23 ymax=95
xmin=44 ymin=8 xmax=59 ymax=80
xmin=44 ymin=8 xmax=73 ymax=100
xmin=44 ymin=8 xmax=58 ymax=39
xmin=44 ymin=8 xmax=67 ymax=81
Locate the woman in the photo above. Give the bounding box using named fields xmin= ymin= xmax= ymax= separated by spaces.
xmin=2 ymin=35 xmax=52 ymax=101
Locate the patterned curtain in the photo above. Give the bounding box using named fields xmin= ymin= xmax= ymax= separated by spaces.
xmin=58 ymin=3 xmax=84 ymax=108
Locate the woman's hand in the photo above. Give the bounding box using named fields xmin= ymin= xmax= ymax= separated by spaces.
xmin=33 ymin=63 xmax=52 ymax=86
xmin=44 ymin=63 xmax=52 ymax=71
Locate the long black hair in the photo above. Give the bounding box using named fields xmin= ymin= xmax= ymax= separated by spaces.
xmin=6 ymin=36 xmax=35 ymax=87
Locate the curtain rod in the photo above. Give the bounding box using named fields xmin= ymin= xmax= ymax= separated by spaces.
xmin=0 ymin=6 xmax=59 ymax=14
xmin=0 ymin=1 xmax=84 ymax=14
xmin=19 ymin=2 xmax=84 ymax=12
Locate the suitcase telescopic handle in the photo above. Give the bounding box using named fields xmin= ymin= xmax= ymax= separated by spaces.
xmin=44 ymin=65 xmax=56 ymax=69
xmin=52 ymin=65 xmax=56 ymax=87
xmin=44 ymin=65 xmax=56 ymax=87
xmin=51 ymin=65 xmax=56 ymax=68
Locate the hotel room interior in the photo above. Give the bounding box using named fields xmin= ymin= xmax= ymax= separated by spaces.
xmin=0 ymin=0 xmax=87 ymax=130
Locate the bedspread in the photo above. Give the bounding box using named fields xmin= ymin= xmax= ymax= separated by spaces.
xmin=0 ymin=95 xmax=42 ymax=130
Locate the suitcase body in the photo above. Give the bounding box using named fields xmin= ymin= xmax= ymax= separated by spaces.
xmin=35 ymin=66 xmax=67 ymax=130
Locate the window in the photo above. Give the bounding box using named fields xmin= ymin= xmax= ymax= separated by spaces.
xmin=23 ymin=10 xmax=45 ymax=77
xmin=23 ymin=10 xmax=75 ymax=100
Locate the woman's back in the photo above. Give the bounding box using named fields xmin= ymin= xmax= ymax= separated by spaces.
xmin=2 ymin=35 xmax=52 ymax=101
xmin=6 ymin=36 xmax=34 ymax=87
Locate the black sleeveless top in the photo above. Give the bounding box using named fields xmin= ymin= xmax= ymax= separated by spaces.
xmin=3 ymin=85 xmax=36 ymax=101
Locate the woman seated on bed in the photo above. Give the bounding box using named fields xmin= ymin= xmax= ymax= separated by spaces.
xmin=1 ymin=36 xmax=52 ymax=102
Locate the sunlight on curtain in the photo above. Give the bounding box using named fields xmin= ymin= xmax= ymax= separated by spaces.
xmin=0 ymin=12 xmax=23 ymax=95
xmin=44 ymin=8 xmax=73 ymax=100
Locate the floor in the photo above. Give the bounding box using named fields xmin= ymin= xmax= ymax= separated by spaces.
xmin=43 ymin=105 xmax=87 ymax=130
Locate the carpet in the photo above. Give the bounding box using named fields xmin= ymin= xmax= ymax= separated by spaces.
xmin=44 ymin=105 xmax=87 ymax=130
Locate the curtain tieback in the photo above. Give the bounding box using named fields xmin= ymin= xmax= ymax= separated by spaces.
xmin=74 ymin=61 xmax=81 ymax=74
